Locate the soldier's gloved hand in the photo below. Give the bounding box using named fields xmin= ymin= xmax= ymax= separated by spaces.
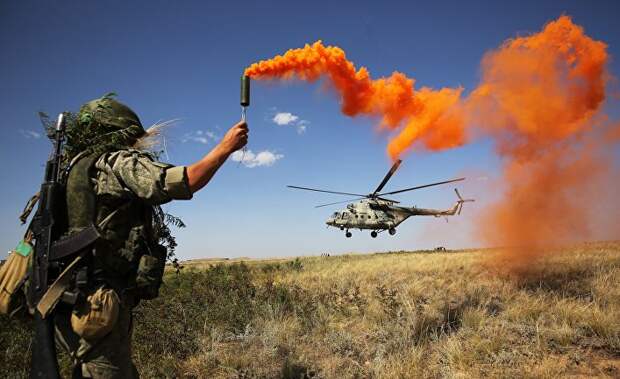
xmin=219 ymin=121 xmax=248 ymax=155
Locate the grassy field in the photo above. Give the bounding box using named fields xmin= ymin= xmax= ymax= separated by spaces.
xmin=1 ymin=242 xmax=619 ymax=378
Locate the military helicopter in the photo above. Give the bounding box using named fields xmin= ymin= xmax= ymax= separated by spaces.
xmin=288 ymin=159 xmax=474 ymax=238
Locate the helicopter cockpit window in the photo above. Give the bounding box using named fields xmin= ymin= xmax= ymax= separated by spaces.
xmin=332 ymin=212 xmax=340 ymax=218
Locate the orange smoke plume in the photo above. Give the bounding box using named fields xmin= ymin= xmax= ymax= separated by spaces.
xmin=469 ymin=16 xmax=614 ymax=259
xmin=246 ymin=16 xmax=619 ymax=262
xmin=245 ymin=41 xmax=465 ymax=159
xmin=469 ymin=15 xmax=608 ymax=158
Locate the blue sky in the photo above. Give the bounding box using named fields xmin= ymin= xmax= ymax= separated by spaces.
xmin=2 ymin=0 xmax=619 ymax=259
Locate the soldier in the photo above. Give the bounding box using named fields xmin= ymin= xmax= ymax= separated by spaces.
xmin=51 ymin=95 xmax=248 ymax=378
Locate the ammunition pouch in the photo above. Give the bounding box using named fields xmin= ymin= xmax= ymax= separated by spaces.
xmin=101 ymin=224 xmax=148 ymax=276
xmin=135 ymin=244 xmax=167 ymax=300
xmin=70 ymin=286 xmax=120 ymax=341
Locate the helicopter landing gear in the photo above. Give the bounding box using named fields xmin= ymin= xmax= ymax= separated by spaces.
xmin=345 ymin=231 xmax=352 ymax=238
xmin=389 ymin=228 xmax=397 ymax=236
xmin=371 ymin=231 xmax=378 ymax=238
xmin=340 ymin=226 xmax=345 ymax=231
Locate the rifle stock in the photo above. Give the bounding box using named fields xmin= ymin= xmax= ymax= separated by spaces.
xmin=31 ymin=312 xmax=60 ymax=378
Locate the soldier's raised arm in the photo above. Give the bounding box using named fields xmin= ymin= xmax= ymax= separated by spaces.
xmin=94 ymin=120 xmax=248 ymax=205
xmin=186 ymin=120 xmax=248 ymax=193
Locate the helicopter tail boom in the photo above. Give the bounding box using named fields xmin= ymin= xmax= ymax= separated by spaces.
xmin=406 ymin=188 xmax=474 ymax=217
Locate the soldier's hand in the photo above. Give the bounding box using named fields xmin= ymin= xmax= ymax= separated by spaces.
xmin=188 ymin=120 xmax=249 ymax=192
xmin=219 ymin=121 xmax=248 ymax=155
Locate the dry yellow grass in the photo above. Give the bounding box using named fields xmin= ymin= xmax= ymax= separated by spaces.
xmin=164 ymin=242 xmax=620 ymax=378
xmin=3 ymin=250 xmax=617 ymax=378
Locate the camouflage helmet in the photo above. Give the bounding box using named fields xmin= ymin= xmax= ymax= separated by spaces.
xmin=80 ymin=97 xmax=142 ymax=126
xmin=65 ymin=95 xmax=146 ymax=159
xmin=78 ymin=96 xmax=145 ymax=142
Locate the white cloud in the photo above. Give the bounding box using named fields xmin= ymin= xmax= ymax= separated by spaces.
xmin=231 ymin=149 xmax=284 ymax=168
xmin=272 ymin=111 xmax=310 ymax=134
xmin=273 ymin=112 xmax=299 ymax=126
xmin=182 ymin=130 xmax=218 ymax=145
xmin=19 ymin=129 xmax=42 ymax=139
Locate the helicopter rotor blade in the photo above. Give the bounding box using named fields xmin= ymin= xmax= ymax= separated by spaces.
xmin=375 ymin=197 xmax=400 ymax=204
xmin=287 ymin=185 xmax=366 ymax=197
xmin=372 ymin=159 xmax=402 ymax=196
xmin=314 ymin=197 xmax=367 ymax=208
xmin=378 ymin=177 xmax=466 ymax=196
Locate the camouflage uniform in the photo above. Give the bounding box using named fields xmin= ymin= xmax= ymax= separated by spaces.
xmin=53 ymin=98 xmax=192 ymax=378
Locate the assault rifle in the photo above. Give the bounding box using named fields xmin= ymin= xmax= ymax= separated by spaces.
xmin=29 ymin=113 xmax=66 ymax=379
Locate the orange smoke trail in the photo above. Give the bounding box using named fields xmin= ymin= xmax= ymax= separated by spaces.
xmin=246 ymin=16 xmax=619 ymax=264
xmin=245 ymin=41 xmax=465 ymax=159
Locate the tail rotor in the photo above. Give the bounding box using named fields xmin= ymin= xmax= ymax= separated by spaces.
xmin=454 ymin=189 xmax=475 ymax=215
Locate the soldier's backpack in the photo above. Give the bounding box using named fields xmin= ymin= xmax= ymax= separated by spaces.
xmin=0 ymin=192 xmax=43 ymax=316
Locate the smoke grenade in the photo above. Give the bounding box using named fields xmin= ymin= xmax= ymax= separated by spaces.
xmin=238 ymin=75 xmax=251 ymax=166
xmin=241 ymin=75 xmax=250 ymax=120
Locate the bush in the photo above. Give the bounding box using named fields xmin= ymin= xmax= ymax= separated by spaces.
xmin=287 ymin=258 xmax=304 ymax=272
xmin=133 ymin=263 xmax=257 ymax=376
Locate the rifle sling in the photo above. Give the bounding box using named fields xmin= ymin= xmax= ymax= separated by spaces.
xmin=37 ymin=254 xmax=84 ymax=318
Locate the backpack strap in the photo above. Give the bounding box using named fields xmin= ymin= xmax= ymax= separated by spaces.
xmin=48 ymin=154 xmax=101 ymax=261
xmin=65 ymin=154 xmax=100 ymax=232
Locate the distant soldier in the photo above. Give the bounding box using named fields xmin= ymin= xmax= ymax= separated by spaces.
xmin=46 ymin=96 xmax=247 ymax=378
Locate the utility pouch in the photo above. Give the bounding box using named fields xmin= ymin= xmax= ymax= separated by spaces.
xmin=135 ymin=244 xmax=166 ymax=300
xmin=71 ymin=287 xmax=119 ymax=340
xmin=0 ymin=240 xmax=33 ymax=315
